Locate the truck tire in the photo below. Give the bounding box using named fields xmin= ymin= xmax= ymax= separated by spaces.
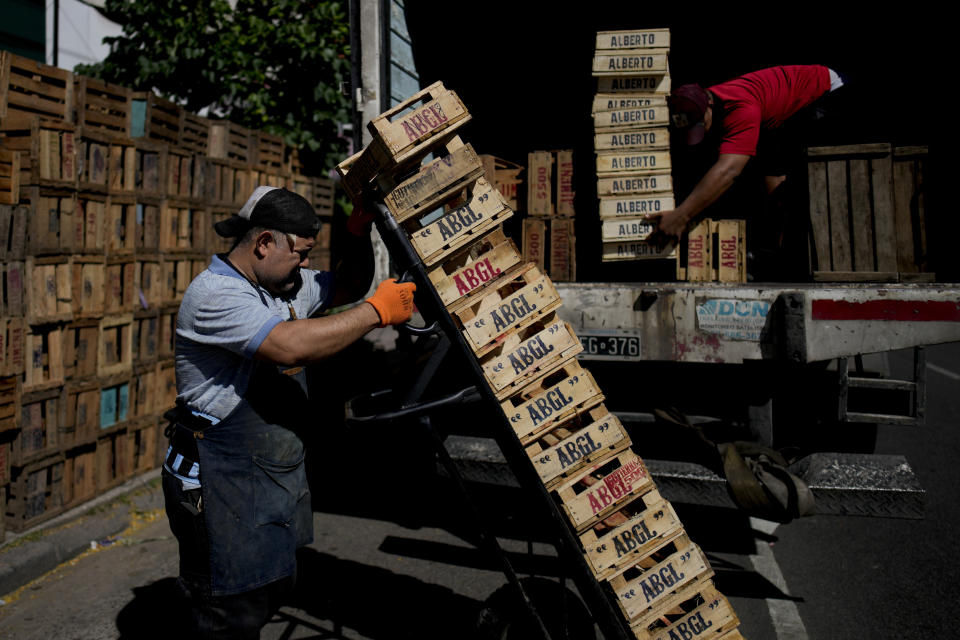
xmin=475 ymin=577 xmax=596 ymax=640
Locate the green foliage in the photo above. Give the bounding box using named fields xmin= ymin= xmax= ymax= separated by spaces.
xmin=76 ymin=0 xmax=352 ymax=173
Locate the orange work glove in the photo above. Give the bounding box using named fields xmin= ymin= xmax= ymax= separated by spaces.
xmin=366 ymin=278 xmax=416 ymax=327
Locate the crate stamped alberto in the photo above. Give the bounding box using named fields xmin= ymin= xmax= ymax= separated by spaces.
xmin=599 ymin=194 xmax=675 ymax=218
xmin=595 ymin=29 xmax=671 ymax=51
xmin=502 ymin=360 xmax=604 ymax=444
xmin=602 ymin=239 xmax=677 ymax=262
xmin=597 ymin=74 xmax=671 ymax=94
xmin=592 ymin=49 xmax=670 ymax=76
xmin=597 ymin=150 xmax=672 ymax=176
xmin=579 ymin=488 xmax=684 ymax=580
xmin=408 ymin=178 xmax=512 ymax=266
xmin=592 ymin=94 xmax=667 ymax=114
xmin=527 ymin=405 xmax=630 ymax=489
xmin=601 ymin=218 xmax=658 ymax=243
xmin=597 ymin=172 xmax=672 ymax=197
xmin=456 ymin=264 xmax=561 ymax=357
xmin=427 ymin=227 xmax=523 ymax=312
xmin=594 ymin=106 xmax=670 ymax=132
xmin=556 ymin=450 xmax=653 ymax=532
xmin=595 ymin=127 xmax=670 ymax=152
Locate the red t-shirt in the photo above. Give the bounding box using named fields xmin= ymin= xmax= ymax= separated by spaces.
xmin=709 ymin=65 xmax=831 ymax=156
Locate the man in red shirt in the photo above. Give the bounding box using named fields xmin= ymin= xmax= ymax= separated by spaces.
xmin=648 ymin=65 xmax=844 ymax=242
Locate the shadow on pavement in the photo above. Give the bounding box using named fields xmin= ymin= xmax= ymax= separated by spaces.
xmin=116 ymin=577 xmax=192 ymax=640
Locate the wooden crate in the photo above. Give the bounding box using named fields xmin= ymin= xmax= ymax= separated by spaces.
xmin=602 ymin=235 xmax=676 ymax=263
xmin=130 ymin=91 xmax=180 ymax=145
xmin=250 ymin=130 xmax=286 ymax=171
xmin=178 ymin=111 xmax=210 ymax=155
xmin=63 ymin=319 xmax=99 ymax=381
xmin=118 ymin=416 xmax=159 ymax=475
xmin=160 ymin=200 xmax=208 ymax=252
xmin=155 ymin=358 xmax=177 ymax=414
xmin=597 ymin=173 xmax=672 ymax=197
xmin=72 ymin=255 xmax=106 ymax=318
xmin=0 ymin=202 xmax=27 ymax=259
xmin=3 ymin=260 xmax=26 ymax=317
xmin=165 ymin=147 xmax=195 ymax=200
xmin=23 ymin=323 xmax=66 ymax=392
xmin=96 ymin=429 xmax=130 ymax=492
xmin=3 ymin=453 xmax=66 ymax=532
xmin=312 ymin=177 xmax=335 ymax=217
xmin=596 ymin=150 xmax=671 ymax=176
xmin=594 ymin=127 xmax=670 ymax=152
xmin=522 ymin=218 xmax=576 ymax=280
xmin=74 ymin=75 xmax=131 ymax=137
xmin=522 ymin=218 xmax=546 ymax=271
xmin=134 ymin=139 xmax=166 ymax=198
xmin=135 ymin=200 xmax=161 ymax=253
xmin=379 ymin=137 xmax=484 ymax=224
xmin=526 ymin=405 xmax=630 ymax=490
xmin=12 ymin=388 xmax=65 ymax=465
xmin=131 ymin=362 xmax=159 ymax=417
xmin=131 ymin=311 xmax=160 ymax=366
xmin=426 ymin=227 xmax=523 ymax=312
xmin=99 ymin=377 xmax=131 ymax=432
xmin=208 ymin=119 xmax=252 ymax=163
xmin=20 ymin=186 xmax=78 ymax=255
xmin=579 ymin=488 xmax=686 ymax=581
xmin=631 ymin=584 xmax=739 ymax=640
xmin=407 ymin=177 xmax=513 ymax=267
xmin=0 ymin=148 xmax=19 ymax=204
xmin=75 ymin=192 xmax=107 ymax=253
xmin=63 ymin=379 xmax=101 ymax=448
xmin=556 ymin=450 xmax=654 ymax=533
xmin=0 ymin=432 xmax=12 ymax=484
xmin=595 ymin=29 xmax=671 ymax=51
xmin=0 ymin=374 xmax=19 ymax=434
xmin=526 ymin=151 xmax=553 ymax=216
xmin=555 ymin=149 xmax=575 ymax=216
xmin=98 ymin=314 xmax=134 ymax=378
xmin=105 ymin=257 xmax=137 ymax=314
xmin=677 ymin=219 xmax=746 ymax=283
xmin=478 ymin=314 xmax=583 ymax=400
xmin=0 ymin=317 xmax=26 ymax=377
xmin=479 ymin=154 xmax=523 ymax=210
xmin=62 ymin=443 xmax=97 ymax=507
xmin=246 ymin=167 xmax=289 ymax=191
xmin=24 ymin=256 xmax=73 ymax=324
xmin=601 ymin=217 xmax=657 ymax=244
xmin=77 ymin=126 xmax=111 ymax=192
xmin=455 ymin=263 xmax=562 ymax=357
xmin=158 ymin=306 xmax=178 ymax=359
xmin=593 ymin=106 xmax=670 ymax=133
xmin=893 ymin=146 xmax=930 ymax=277
xmin=610 ymin=537 xmax=714 ymax=623
xmin=161 ymin=256 xmax=193 ymax=305
xmin=206 ymin=157 xmax=248 ymax=207
xmin=135 ymin=257 xmax=163 ymax=310
xmin=289 ymin=174 xmax=312 ymax=202
xmin=0 ymin=51 xmax=74 ymax=125
xmin=599 ymin=193 xmax=675 ymax=219
xmin=592 ymin=49 xmax=670 ymax=77
xmin=0 ymin=118 xmax=77 ymax=188
xmin=501 ymin=360 xmax=603 ymax=444
xmin=337 ymin=81 xmax=470 ymax=201
xmin=106 ymin=195 xmax=137 ymax=255
xmin=592 ymin=94 xmax=667 ymax=114
xmin=596 ymin=74 xmax=671 ymax=94
xmin=807 ymin=144 xmax=898 ymax=281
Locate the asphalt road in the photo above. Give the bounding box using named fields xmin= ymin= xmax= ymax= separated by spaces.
xmin=0 ymin=342 xmax=956 ymax=639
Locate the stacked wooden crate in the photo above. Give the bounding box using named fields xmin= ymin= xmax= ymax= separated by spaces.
xmin=519 ymin=150 xmax=577 ymax=282
xmin=338 ymin=81 xmax=743 ymax=640
xmin=592 ymin=29 xmax=677 ymax=266
xmin=0 ymin=49 xmax=335 ymax=532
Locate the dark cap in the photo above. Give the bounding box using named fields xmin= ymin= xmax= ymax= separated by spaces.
xmin=214 ymin=186 xmax=321 ymax=238
xmin=668 ymin=84 xmax=711 ymax=145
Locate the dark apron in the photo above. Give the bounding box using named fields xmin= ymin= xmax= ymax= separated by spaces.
xmin=170 ymin=362 xmax=314 ymax=596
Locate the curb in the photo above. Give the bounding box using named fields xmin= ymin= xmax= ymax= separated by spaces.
xmin=0 ymin=468 xmax=164 ymax=597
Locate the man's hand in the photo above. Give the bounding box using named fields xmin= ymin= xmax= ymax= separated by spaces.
xmin=645 ymin=209 xmax=688 ymax=249
xmin=366 ymin=278 xmax=417 ymax=327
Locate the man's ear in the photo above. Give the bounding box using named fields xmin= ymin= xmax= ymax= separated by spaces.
xmin=253 ymin=230 xmax=273 ymax=258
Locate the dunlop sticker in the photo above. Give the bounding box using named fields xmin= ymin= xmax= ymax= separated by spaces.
xmin=531 ymin=413 xmax=627 ymax=484
xmin=463 ymin=276 xmax=558 ymax=351
xmin=695 ymin=299 xmax=771 ymax=341
xmin=505 ymin=366 xmax=601 ymax=441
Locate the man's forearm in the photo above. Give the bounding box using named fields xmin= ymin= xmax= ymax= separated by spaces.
xmin=675 ymin=154 xmax=748 ymax=224
xmin=256 ymin=302 xmax=381 ymax=366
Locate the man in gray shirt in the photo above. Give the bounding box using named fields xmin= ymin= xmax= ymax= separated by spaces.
xmin=163 ymin=186 xmax=415 ymax=638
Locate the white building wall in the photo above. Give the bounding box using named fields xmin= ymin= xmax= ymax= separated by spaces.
xmin=45 ymin=0 xmax=122 ymax=70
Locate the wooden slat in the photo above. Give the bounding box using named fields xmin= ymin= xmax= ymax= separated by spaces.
xmin=827 ymin=160 xmax=851 ymax=271
xmin=848 ymin=158 xmax=874 ymax=271
xmin=871 ymin=155 xmax=897 ymax=272
xmin=807 ymin=161 xmax=831 ymax=271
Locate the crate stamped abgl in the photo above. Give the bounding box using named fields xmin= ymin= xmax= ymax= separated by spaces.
xmin=426 ymin=227 xmax=524 ymax=312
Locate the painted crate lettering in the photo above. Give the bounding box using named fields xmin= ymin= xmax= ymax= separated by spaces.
xmin=74 ymin=75 xmax=131 ymax=136
xmin=596 ymin=75 xmax=671 ymax=94
xmin=556 ymin=451 xmax=653 ymax=532
xmin=685 ymin=218 xmax=714 ymax=282
xmin=456 ymin=263 xmax=561 ymax=357
xmin=77 ymin=193 xmax=107 ymax=252
xmin=594 ymin=127 xmax=670 ymax=152
xmin=601 ymin=217 xmax=656 ymax=243
xmin=502 ymin=361 xmax=603 ymax=443
xmin=369 ymin=82 xmax=470 ymax=166
xmin=64 ymin=381 xmax=101 ymax=447
xmin=24 ymin=188 xmax=78 ymax=255
xmin=527 ymin=405 xmax=629 ymax=489
xmin=592 ymin=94 xmax=667 ymax=114
xmin=72 ymin=257 xmax=106 ymax=317
xmin=599 ymin=194 xmax=675 ymax=219
xmin=133 ymin=311 xmax=159 ymax=364
xmin=4 ymin=453 xmax=65 ymax=532
xmin=601 ymin=240 xmax=677 ymax=263
xmin=580 ymin=488 xmax=685 ymax=580
xmin=610 ymin=539 xmax=713 ymax=621
xmin=548 ymin=218 xmax=576 ymax=282
xmin=594 ymin=106 xmax=670 ymax=133
xmin=105 ymin=259 xmax=137 ymax=313
xmin=0 ymin=203 xmax=27 ymax=259
xmin=23 ymin=324 xmax=65 ymax=392
xmin=0 ymin=375 xmax=17 ymax=434
xmin=134 ymin=140 xmax=166 ymax=197
xmin=1 ymin=317 xmax=26 ymax=376
xmin=597 ymin=173 xmax=672 ymax=197
xmin=597 ymin=150 xmax=672 ymax=176
xmin=555 ymin=150 xmax=575 ymax=216
xmin=25 ymin=257 xmax=72 ymax=324
xmin=595 ymin=29 xmax=670 ymax=51
xmin=108 ymin=141 xmax=137 ymax=194
xmin=106 ymin=197 xmax=137 ymax=255
xmin=522 ymin=218 xmax=546 ymax=272
xmin=13 ymin=389 xmax=64 ymax=465
xmin=98 ymin=314 xmax=134 ymax=378
xmin=408 ymin=178 xmax=513 ymax=267
xmin=135 ymin=202 xmax=160 ymax=252
xmin=63 ymin=445 xmax=97 ymax=507
xmin=634 ymin=587 xmax=739 ymax=640
xmin=77 ymin=128 xmax=111 ymax=191
xmin=3 ymin=261 xmax=26 ymax=317
xmin=715 ymin=220 xmax=747 ymax=283
xmin=427 ymin=228 xmax=523 ymax=312
xmin=0 ymin=149 xmax=19 ymax=205
xmin=380 ymin=140 xmax=484 ymax=223
xmin=479 ymin=316 xmax=582 ymax=400
xmin=592 ymin=50 xmax=670 ymax=76
xmin=63 ymin=321 xmax=99 ymax=381
xmin=526 ymin=151 xmax=553 ymax=216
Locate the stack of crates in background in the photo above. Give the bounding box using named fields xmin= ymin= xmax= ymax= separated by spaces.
xmin=591 ymin=29 xmax=677 ymax=266
xmin=520 ymin=149 xmax=576 ymax=281
xmin=0 ymin=49 xmax=336 ymax=534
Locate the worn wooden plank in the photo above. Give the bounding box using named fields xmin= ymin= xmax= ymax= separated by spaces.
xmin=527 ymin=151 xmax=553 ymax=216
xmin=480 ymin=318 xmax=582 ymax=400
xmin=611 ymin=540 xmax=713 ymax=621
xmin=527 ymin=405 xmax=629 ymax=488
xmin=596 ymin=74 xmax=671 ymax=94
xmin=596 ymin=150 xmax=671 ymax=176
xmin=807 ymin=160 xmax=831 ymax=271
xmin=597 ymin=172 xmax=671 ymax=197
xmin=549 ymin=218 xmax=576 ymax=282
xmin=522 ymin=218 xmax=546 ymax=271
xmin=685 ymin=218 xmax=713 ymax=281
xmin=601 ymin=217 xmax=656 ymax=243
xmin=716 ymin=220 xmax=746 ymax=283
xmin=827 ymin=160 xmax=851 ymax=271
xmin=601 ymin=240 xmax=676 ymax=262
xmin=427 ymin=228 xmax=523 ymax=311
xmin=556 ymin=451 xmax=654 ymax=532
xmin=555 ymin=150 xmax=575 ymax=216
xmin=870 ymin=155 xmax=897 ymax=272
xmin=848 ymin=158 xmax=875 ymax=271
xmin=593 ymin=106 xmax=670 ymax=132
xmin=599 ymin=194 xmax=675 ymax=219
xmin=592 ymin=50 xmax=670 ymax=76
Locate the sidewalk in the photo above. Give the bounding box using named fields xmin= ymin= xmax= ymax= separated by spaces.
xmin=0 ymin=468 xmax=164 ymax=598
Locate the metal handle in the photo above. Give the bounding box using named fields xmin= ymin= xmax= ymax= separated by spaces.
xmin=345 ymin=385 xmax=482 ymax=424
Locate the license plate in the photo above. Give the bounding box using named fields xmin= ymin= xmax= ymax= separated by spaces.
xmin=577 ymin=331 xmax=641 ymax=361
